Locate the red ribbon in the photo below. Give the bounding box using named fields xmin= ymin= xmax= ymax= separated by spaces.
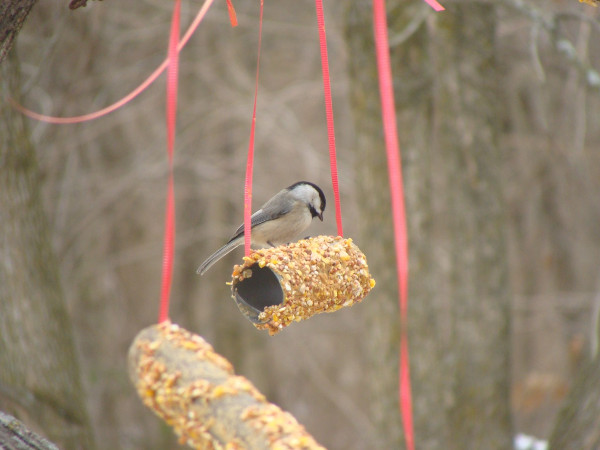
xmin=158 ymin=0 xmax=181 ymax=323
xmin=12 ymin=0 xmax=217 ymax=125
xmin=225 ymin=0 xmax=238 ymax=27
xmin=243 ymin=0 xmax=264 ymax=256
xmin=315 ymin=0 xmax=343 ymax=237
xmin=373 ymin=0 xmax=413 ymax=448
xmin=423 ymin=0 xmax=445 ymax=11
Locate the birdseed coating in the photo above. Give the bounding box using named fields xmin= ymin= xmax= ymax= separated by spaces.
xmin=231 ymin=235 xmax=375 ymax=335
xmin=130 ymin=322 xmax=324 ymax=449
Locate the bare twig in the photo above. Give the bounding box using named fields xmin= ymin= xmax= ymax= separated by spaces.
xmin=69 ymin=0 xmax=103 ymax=10
xmin=502 ymin=0 xmax=600 ymax=90
xmin=0 ymin=412 xmax=59 ymax=450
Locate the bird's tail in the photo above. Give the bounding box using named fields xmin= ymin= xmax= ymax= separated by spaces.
xmin=196 ymin=237 xmax=242 ymax=276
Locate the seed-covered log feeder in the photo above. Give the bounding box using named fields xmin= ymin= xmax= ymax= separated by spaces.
xmin=231 ymin=235 xmax=375 ymax=335
xmin=129 ymin=322 xmax=325 ymax=449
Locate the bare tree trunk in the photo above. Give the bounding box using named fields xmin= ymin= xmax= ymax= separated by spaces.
xmin=345 ymin=3 xmax=512 ymax=448
xmin=0 ymin=51 xmax=95 ymax=448
xmin=0 ymin=0 xmax=37 ymax=64
xmin=548 ymin=352 xmax=600 ymax=450
xmin=549 ymin=298 xmax=600 ymax=450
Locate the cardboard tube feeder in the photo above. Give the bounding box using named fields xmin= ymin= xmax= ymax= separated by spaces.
xmin=231 ymin=235 xmax=375 ymax=335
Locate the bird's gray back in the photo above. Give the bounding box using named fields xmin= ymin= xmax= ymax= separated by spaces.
xmin=227 ymin=188 xmax=294 ymax=243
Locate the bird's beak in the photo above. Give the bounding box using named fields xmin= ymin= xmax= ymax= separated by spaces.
xmin=318 ymin=212 xmax=323 ymax=221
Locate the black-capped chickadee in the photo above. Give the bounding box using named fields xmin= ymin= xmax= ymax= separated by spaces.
xmin=196 ymin=181 xmax=326 ymax=275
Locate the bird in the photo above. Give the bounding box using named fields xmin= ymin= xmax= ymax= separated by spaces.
xmin=196 ymin=181 xmax=326 ymax=276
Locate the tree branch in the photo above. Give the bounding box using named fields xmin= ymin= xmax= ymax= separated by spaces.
xmin=0 ymin=412 xmax=58 ymax=450
xmin=501 ymin=0 xmax=600 ymax=90
xmin=0 ymin=0 xmax=37 ymax=64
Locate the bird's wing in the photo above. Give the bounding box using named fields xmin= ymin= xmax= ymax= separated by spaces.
xmin=227 ymin=190 xmax=294 ymax=243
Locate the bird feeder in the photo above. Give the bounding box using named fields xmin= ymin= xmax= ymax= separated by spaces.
xmin=231 ymin=235 xmax=375 ymax=335
xmin=129 ymin=322 xmax=326 ymax=448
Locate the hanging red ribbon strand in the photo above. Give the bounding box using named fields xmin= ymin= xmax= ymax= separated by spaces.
xmin=315 ymin=0 xmax=343 ymax=237
xmin=243 ymin=0 xmax=264 ymax=257
xmin=373 ymin=0 xmax=414 ymax=449
xmin=226 ymin=0 xmax=238 ymax=27
xmin=158 ymin=0 xmax=181 ymax=324
xmin=423 ymin=0 xmax=445 ymax=11
xmin=11 ymin=0 xmax=217 ymax=124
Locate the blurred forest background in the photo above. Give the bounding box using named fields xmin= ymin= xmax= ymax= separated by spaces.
xmin=2 ymin=0 xmax=600 ymax=448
